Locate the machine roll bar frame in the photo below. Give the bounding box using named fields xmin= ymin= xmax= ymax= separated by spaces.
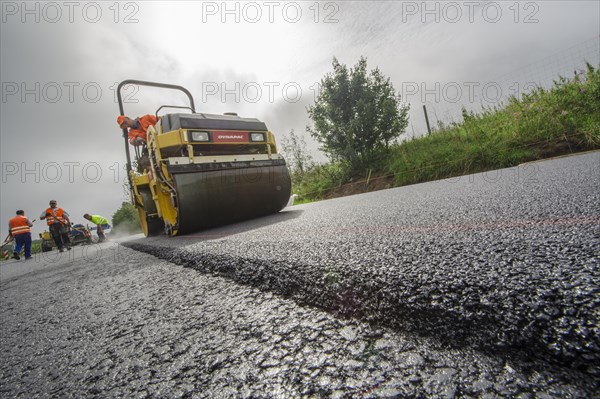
xmin=116 ymin=79 xmax=196 ymax=176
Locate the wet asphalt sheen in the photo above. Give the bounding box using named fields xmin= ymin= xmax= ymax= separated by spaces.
xmin=1 ymin=152 xmax=599 ymax=398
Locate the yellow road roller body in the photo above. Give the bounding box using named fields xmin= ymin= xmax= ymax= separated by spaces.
xmin=118 ymin=80 xmax=291 ymax=236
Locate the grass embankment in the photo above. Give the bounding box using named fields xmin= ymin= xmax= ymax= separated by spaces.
xmin=294 ymin=64 xmax=600 ymax=202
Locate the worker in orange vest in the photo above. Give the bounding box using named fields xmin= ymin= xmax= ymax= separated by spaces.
xmin=40 ymin=200 xmax=71 ymax=252
xmin=8 ymin=210 xmax=33 ymax=260
xmin=117 ymin=114 xmax=158 ymax=145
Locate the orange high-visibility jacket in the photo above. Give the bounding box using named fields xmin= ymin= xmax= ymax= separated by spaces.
xmin=9 ymin=215 xmax=31 ymax=235
xmin=128 ymin=114 xmax=158 ymax=143
xmin=44 ymin=207 xmax=67 ymax=225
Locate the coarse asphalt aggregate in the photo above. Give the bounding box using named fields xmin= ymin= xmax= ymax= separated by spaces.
xmin=1 ymin=151 xmax=598 ymax=397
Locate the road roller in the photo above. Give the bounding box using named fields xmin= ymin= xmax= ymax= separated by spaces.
xmin=117 ymin=80 xmax=291 ymax=236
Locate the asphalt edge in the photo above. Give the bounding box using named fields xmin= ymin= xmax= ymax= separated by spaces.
xmin=122 ymin=241 xmax=599 ymax=379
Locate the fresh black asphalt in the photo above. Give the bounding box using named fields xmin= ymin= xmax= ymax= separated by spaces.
xmin=1 ymin=151 xmax=598 ymax=397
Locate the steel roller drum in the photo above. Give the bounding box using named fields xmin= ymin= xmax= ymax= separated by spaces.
xmin=171 ymin=160 xmax=291 ymax=234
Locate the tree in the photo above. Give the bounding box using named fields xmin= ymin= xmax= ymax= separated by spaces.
xmin=307 ymin=57 xmax=409 ymax=170
xmin=111 ymin=202 xmax=141 ymax=235
xmin=280 ymin=129 xmax=314 ymax=177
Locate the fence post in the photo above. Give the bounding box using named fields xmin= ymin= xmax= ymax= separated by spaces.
xmin=423 ymin=105 xmax=432 ymax=135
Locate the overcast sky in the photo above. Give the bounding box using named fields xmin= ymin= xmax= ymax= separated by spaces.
xmin=1 ymin=1 xmax=599 ymax=239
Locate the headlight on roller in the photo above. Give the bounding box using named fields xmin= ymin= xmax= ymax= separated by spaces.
xmin=189 ymin=131 xmax=210 ymax=142
xmin=250 ymin=132 xmax=265 ymax=142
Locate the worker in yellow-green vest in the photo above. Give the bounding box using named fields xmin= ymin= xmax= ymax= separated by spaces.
xmin=83 ymin=214 xmax=109 ymax=242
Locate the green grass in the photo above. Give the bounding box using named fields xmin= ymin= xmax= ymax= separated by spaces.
xmin=1 ymin=239 xmax=44 ymax=261
xmin=292 ymin=162 xmax=351 ymax=201
xmin=293 ymin=63 xmax=600 ymax=202
xmin=30 ymin=240 xmax=43 ymax=254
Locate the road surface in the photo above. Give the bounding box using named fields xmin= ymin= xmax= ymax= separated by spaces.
xmin=1 ymin=151 xmax=598 ymax=398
